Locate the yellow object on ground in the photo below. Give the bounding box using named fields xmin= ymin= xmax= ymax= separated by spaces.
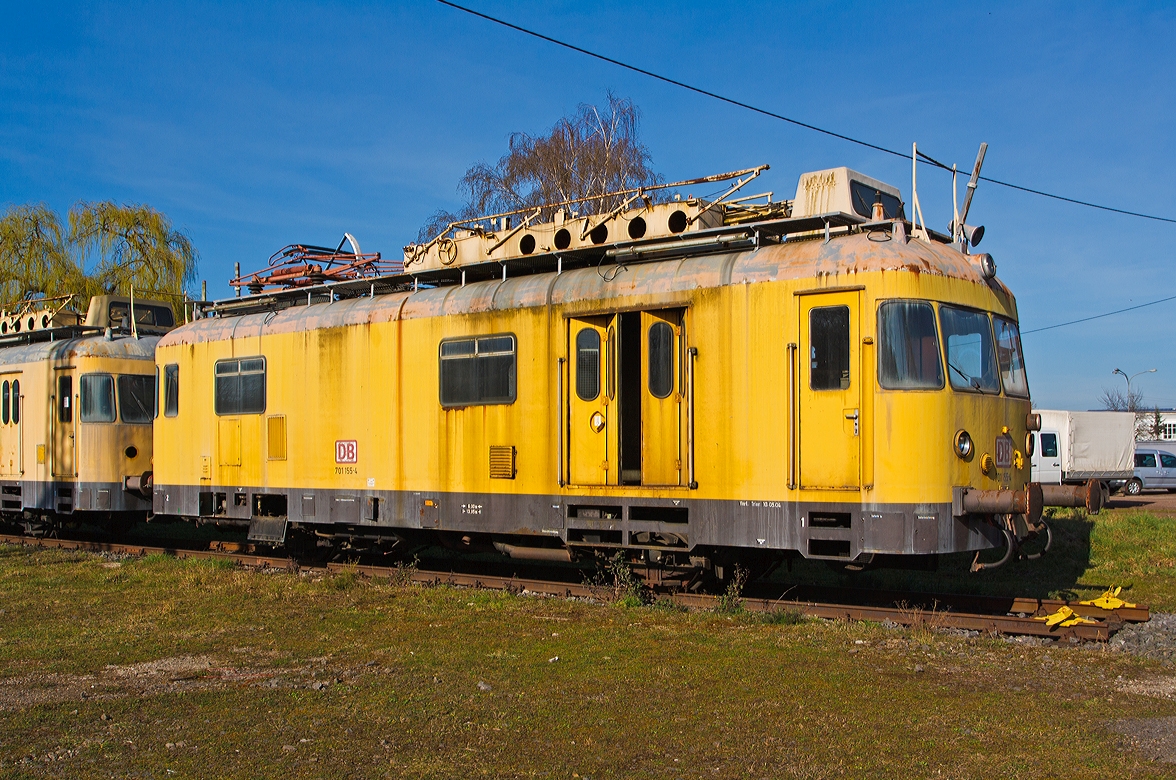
xmin=1079 ymin=586 xmax=1136 ymax=611
xmin=1036 ymin=605 xmax=1096 ymax=628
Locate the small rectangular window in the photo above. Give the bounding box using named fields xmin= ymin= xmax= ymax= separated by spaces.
xmin=109 ymin=302 xmax=175 ymax=328
xmin=58 ymin=376 xmax=72 ymax=423
xmin=440 ymin=335 xmax=516 ymax=407
xmin=1136 ymin=452 xmax=1157 ymax=468
xmin=164 ymin=364 xmax=179 ymax=417
xmin=118 ymin=374 xmax=155 ymax=424
xmin=810 ymin=306 xmax=850 ymax=390
xmin=877 ymin=301 xmax=943 ymax=389
xmin=214 ymin=357 xmax=266 ymax=415
xmin=1041 ymin=433 xmax=1058 ymax=458
xmin=80 ymin=374 xmax=116 ymax=423
xmin=1162 ymin=454 xmax=1176 ymax=469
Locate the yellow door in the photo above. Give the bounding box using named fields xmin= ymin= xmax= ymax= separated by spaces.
xmin=640 ymin=311 xmax=683 ymax=486
xmin=799 ymin=292 xmax=861 ymax=490
xmin=52 ymin=371 xmax=76 ymax=478
xmin=0 ymin=377 xmax=19 ymax=476
xmin=568 ymin=316 xmax=617 ymax=485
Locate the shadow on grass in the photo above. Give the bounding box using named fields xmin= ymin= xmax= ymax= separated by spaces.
xmin=766 ymin=510 xmax=1097 ymax=601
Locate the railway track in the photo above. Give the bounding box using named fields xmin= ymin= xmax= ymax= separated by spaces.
xmin=0 ymin=532 xmax=1148 ymax=641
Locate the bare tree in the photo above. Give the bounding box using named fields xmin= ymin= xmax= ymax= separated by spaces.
xmin=0 ymin=201 xmax=197 ymax=315
xmin=1099 ymin=385 xmax=1144 ymax=412
xmin=418 ymin=93 xmax=662 ymax=242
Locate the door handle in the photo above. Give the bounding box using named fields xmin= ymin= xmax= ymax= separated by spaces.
xmin=844 ymin=408 xmax=859 ymax=436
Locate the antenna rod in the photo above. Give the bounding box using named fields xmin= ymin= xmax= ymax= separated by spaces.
xmin=958 ymin=142 xmax=988 ymax=228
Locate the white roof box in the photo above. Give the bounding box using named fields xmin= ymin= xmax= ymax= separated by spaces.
xmin=791 ymin=167 xmax=905 ymax=221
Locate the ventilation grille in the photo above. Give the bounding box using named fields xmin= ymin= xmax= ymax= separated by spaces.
xmin=489 ymin=445 xmax=516 ymax=479
xmin=267 ymin=415 xmax=287 ymax=461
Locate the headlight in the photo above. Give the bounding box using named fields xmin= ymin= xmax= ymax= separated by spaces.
xmin=954 ymin=429 xmax=973 ymax=460
xmin=1026 ymin=431 xmax=1035 ymax=456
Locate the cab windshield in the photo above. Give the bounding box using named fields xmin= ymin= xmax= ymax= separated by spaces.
xmin=993 ymin=317 xmax=1029 ymax=397
xmin=939 ymin=305 xmax=1000 ymax=393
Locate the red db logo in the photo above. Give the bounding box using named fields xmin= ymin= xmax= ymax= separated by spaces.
xmin=335 ymin=440 xmax=357 ymax=464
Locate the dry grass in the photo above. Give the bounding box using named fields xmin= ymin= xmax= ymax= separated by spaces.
xmin=1 ymin=545 xmax=1176 ymax=778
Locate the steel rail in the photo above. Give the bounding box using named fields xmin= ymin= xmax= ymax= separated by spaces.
xmin=0 ymin=534 xmax=1141 ymax=641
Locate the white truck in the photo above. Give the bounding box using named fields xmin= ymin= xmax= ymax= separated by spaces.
xmin=1030 ymin=410 xmax=1135 ymax=492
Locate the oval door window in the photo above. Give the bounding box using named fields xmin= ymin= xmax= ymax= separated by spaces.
xmin=576 ymin=328 xmax=601 ymax=401
xmin=648 ymin=322 xmax=674 ymax=398
xmin=1 ymin=381 xmax=8 ymax=425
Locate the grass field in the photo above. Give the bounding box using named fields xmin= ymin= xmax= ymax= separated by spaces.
xmin=2 ymin=508 xmax=1176 ymax=778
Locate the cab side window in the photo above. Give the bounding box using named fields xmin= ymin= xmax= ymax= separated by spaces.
xmin=1136 ymin=453 xmax=1157 ymax=468
xmin=1040 ymin=433 xmax=1058 ymax=458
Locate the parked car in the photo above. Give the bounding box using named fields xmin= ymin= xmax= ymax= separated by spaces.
xmin=1125 ymin=443 xmax=1176 ymax=495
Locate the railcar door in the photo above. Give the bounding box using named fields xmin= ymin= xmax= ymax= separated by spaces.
xmin=568 ymin=316 xmax=618 ymax=486
xmin=638 ymin=311 xmax=683 ymax=486
xmin=52 ymin=371 xmax=76 ymax=478
xmin=798 ymin=292 xmax=861 ymax=490
xmin=0 ymin=376 xmax=20 ymax=476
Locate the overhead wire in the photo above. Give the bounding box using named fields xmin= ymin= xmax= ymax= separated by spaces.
xmin=437 ymin=0 xmax=1176 ymax=225
xmin=1021 ymin=293 xmax=1176 ymax=334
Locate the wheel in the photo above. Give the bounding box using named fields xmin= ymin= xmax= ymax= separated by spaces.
xmin=1125 ymin=478 xmax=1143 ymax=496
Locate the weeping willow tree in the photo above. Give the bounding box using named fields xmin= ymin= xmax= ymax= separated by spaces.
xmin=0 ymin=201 xmax=198 ymax=317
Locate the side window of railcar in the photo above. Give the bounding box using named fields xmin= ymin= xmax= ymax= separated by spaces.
xmin=938 ymin=306 xmax=1000 ymax=393
xmin=810 ymin=306 xmax=850 ymax=390
xmin=80 ymin=374 xmax=116 ymax=423
xmin=877 ymin=301 xmax=943 ymax=389
xmin=575 ymin=329 xmax=600 ymax=401
xmin=1 ymin=381 xmax=9 ymax=425
xmin=58 ymin=376 xmax=72 ymax=423
xmin=214 ymin=358 xmax=266 ymax=415
xmin=440 ymin=335 xmax=517 ymax=407
xmin=164 ymin=364 xmax=180 ymax=417
xmin=118 ymin=375 xmax=155 ymax=424
xmin=10 ymin=380 xmax=18 ymax=424
xmin=1041 ymin=433 xmax=1059 ymax=459
xmin=993 ymin=317 xmax=1029 ymax=398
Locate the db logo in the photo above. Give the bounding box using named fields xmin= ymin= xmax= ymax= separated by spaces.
xmin=335 ymin=440 xmax=357 ymax=464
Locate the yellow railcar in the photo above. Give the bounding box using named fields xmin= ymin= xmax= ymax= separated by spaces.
xmin=0 ymin=295 xmax=174 ymax=533
xmin=153 ymin=167 xmax=1065 ymax=571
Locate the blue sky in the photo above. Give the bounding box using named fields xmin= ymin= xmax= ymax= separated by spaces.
xmin=2 ymin=1 xmax=1173 ymax=410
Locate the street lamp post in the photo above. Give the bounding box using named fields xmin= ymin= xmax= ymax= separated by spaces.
xmin=1112 ymin=367 xmax=1157 ymax=411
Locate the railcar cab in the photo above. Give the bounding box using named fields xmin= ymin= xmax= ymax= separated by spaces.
xmin=0 ymin=294 xmax=177 ymax=535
